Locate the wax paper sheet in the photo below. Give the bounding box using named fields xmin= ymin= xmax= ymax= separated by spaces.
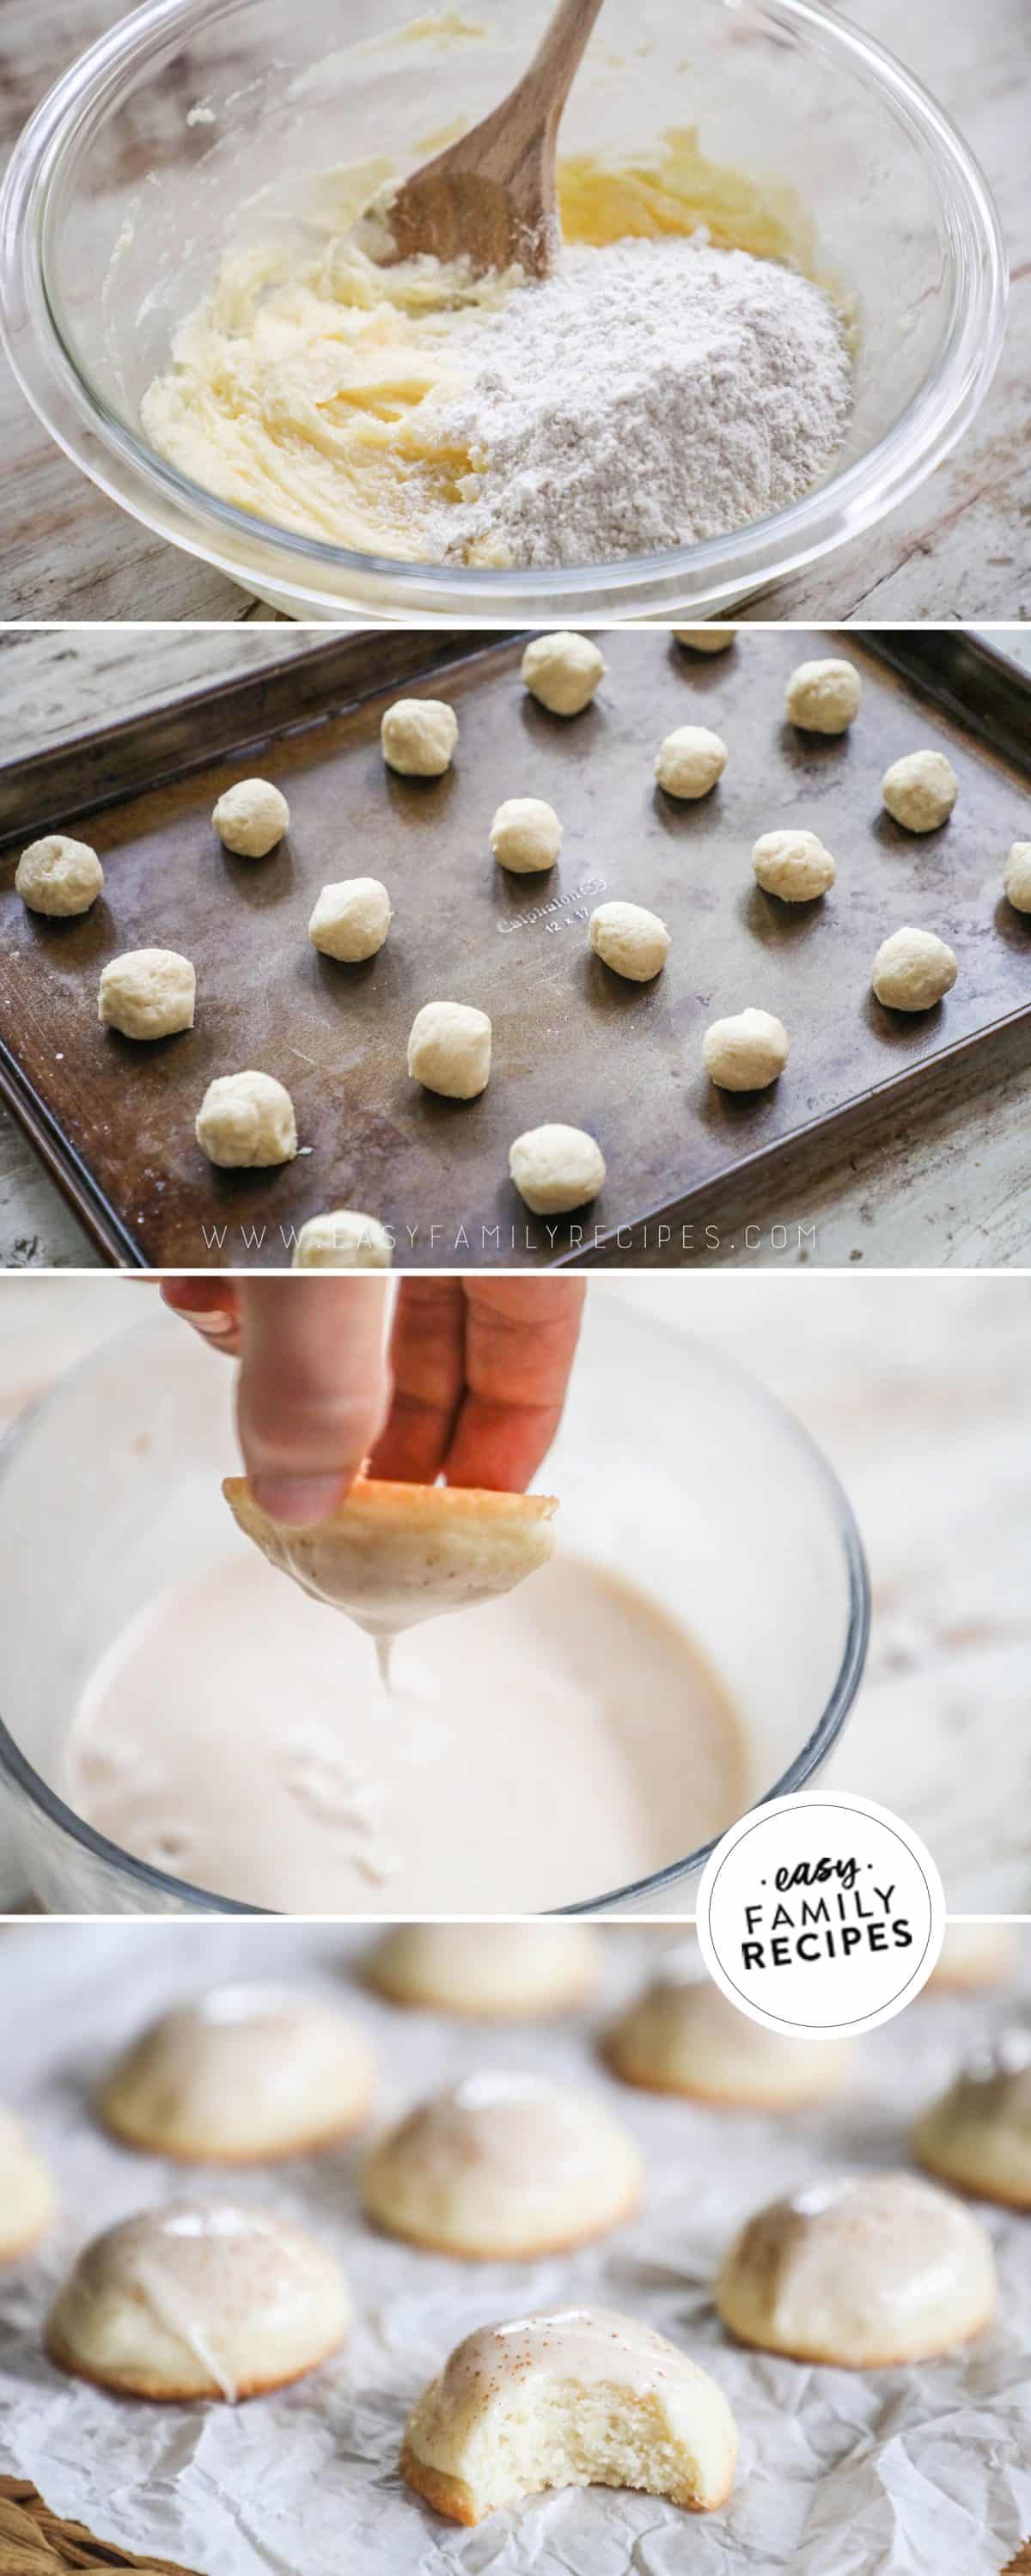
xmin=0 ymin=1920 xmax=1030 ymax=2576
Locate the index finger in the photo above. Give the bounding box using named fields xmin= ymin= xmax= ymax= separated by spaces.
xmin=235 ymin=1277 xmax=392 ymax=1523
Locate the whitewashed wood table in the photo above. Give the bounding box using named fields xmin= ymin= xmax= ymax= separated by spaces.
xmin=2 ymin=625 xmax=1030 ymax=1271
xmin=0 ymin=0 xmax=1028 ymax=623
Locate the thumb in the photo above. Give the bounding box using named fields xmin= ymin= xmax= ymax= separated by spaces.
xmin=235 ymin=1279 xmax=391 ymax=1525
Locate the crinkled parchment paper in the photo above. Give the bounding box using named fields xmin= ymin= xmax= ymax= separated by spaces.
xmin=1 ymin=1921 xmax=1030 ymax=2576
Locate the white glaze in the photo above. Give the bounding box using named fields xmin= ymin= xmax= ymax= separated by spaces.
xmin=65 ymin=1549 xmax=743 ymax=1911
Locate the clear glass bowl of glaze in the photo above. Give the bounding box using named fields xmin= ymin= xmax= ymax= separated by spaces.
xmin=0 ymin=0 xmax=1006 ymax=624
xmin=0 ymin=1297 xmax=869 ymax=1915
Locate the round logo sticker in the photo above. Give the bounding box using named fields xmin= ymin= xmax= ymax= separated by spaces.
xmin=695 ymin=1792 xmax=945 ymax=2040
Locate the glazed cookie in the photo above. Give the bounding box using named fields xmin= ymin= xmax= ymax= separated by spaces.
xmin=98 ymin=949 xmax=196 ymax=1041
xmin=509 ymin=1123 xmax=606 ymax=1214
xmin=703 ymin=1008 xmax=790 ymax=1091
xmin=872 ymin=928 xmax=957 ymax=1011
xmin=605 ymin=1952 xmax=849 ymax=2107
xmin=16 ymin=834 xmax=104 ymax=918
xmin=522 ymin=634 xmax=606 ymax=717
xmin=407 ymin=1001 xmax=491 ymax=1099
xmin=46 ymin=2201 xmax=350 ymax=2400
xmin=99 ymin=1985 xmax=376 ymax=2163
xmin=308 ymin=878 xmax=392 ymax=961
xmin=362 ymin=2072 xmax=642 ymax=2257
xmin=223 ymin=1474 xmax=556 ymax=1636
xmin=196 ymin=1071 xmax=297 ymax=1168
xmin=400 ymin=2307 xmax=738 ymax=2525
xmin=929 ymin=1924 xmax=1018 ymax=1993
xmin=784 ymin=659 xmax=861 ymax=734
xmin=882 ymin=750 xmax=957 ymax=833
xmin=656 ymin=725 xmax=727 ymax=799
xmin=752 ymin=829 xmax=836 ymax=901
xmin=381 ymin=699 xmax=458 ymax=777
xmin=490 ymin=798 xmax=562 ymax=873
xmin=0 ymin=2108 xmax=57 ymax=2262
xmin=292 ymin=1211 xmax=393 ymax=1270
xmin=915 ymin=2030 xmax=1031 ymax=2207
xmin=212 ymin=779 xmax=290 ymax=857
xmin=589 ymin=900 xmax=670 ymax=980
xmin=717 ymin=2171 xmax=996 ymax=2366
xmin=365 ymin=1922 xmax=599 ymax=2018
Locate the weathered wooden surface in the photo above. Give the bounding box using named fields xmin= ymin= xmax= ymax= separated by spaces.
xmin=0 ymin=0 xmax=1028 ymax=622
xmin=2 ymin=624 xmax=1029 ymax=1270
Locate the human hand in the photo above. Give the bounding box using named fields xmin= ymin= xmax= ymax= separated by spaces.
xmin=161 ymin=1277 xmax=584 ymax=1522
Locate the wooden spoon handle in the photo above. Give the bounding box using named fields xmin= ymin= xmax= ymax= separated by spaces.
xmin=511 ymin=0 xmax=607 ymax=137
xmin=378 ymin=0 xmax=607 ymax=271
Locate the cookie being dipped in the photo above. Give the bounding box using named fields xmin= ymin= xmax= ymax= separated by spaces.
xmin=223 ymin=1474 xmax=557 ymax=1636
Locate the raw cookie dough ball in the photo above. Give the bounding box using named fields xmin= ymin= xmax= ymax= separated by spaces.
xmin=509 ymin=1123 xmax=606 ymax=1215
xmin=46 ymin=2201 xmax=351 ymax=2400
xmin=212 ymin=778 xmax=290 ymax=857
xmin=752 ymin=829 xmax=836 ymax=901
xmin=589 ymin=900 xmax=670 ymax=981
xmin=365 ymin=1921 xmax=599 ymax=2017
xmin=361 ymin=2071 xmax=642 ymax=2257
xmin=308 ymin=877 xmax=392 ymax=961
xmin=929 ymin=1924 xmax=1018 ymax=1994
xmin=196 ymin=1070 xmax=297 ymax=1167
xmin=15 ymin=834 xmax=104 ymax=919
xmin=656 ymin=724 xmax=727 ymax=800
xmin=400 ymin=2307 xmax=738 ymax=2525
xmin=490 ymin=797 xmax=562 ymax=874
xmin=521 ymin=633 xmax=606 ymax=717
xmin=674 ymin=627 xmax=735 ymax=654
xmin=872 ymin=927 xmax=957 ymax=1011
xmin=784 ymin=658 xmax=862 ymax=735
xmin=915 ymin=2030 xmax=1031 ymax=2207
xmin=408 ymin=1000 xmax=491 ymax=1099
xmin=605 ymin=1949 xmax=849 ymax=2108
xmin=293 ymin=1210 xmax=393 ymax=1270
xmin=882 ymin=750 xmax=958 ymax=833
xmin=1004 ymin=841 xmax=1031 ymax=913
xmin=703 ymin=1008 xmax=790 ymax=1092
xmin=98 ymin=948 xmax=196 ymax=1040
xmin=0 ymin=2108 xmax=57 ymax=2261
xmin=381 ymin=699 xmax=458 ymax=777
xmin=100 ymin=1986 xmax=375 ymax=2162
xmin=716 ymin=2171 xmax=996 ymax=2367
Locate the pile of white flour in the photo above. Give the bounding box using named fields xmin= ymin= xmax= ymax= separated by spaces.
xmin=430 ymin=234 xmax=851 ymax=567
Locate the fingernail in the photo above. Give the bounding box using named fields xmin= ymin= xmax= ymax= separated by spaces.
xmin=250 ymin=1475 xmax=345 ymax=1527
xmin=190 ymin=1310 xmax=236 ymax=1337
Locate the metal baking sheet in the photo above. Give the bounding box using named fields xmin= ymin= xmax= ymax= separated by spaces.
xmin=1 ymin=626 xmax=1028 ymax=1269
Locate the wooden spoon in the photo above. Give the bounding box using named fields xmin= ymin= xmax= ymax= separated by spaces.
xmin=377 ymin=0 xmax=607 ymax=279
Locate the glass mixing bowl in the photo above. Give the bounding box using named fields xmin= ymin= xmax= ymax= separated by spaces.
xmin=1 ymin=0 xmax=1006 ymax=623
xmin=0 ymin=1296 xmax=869 ymax=1914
